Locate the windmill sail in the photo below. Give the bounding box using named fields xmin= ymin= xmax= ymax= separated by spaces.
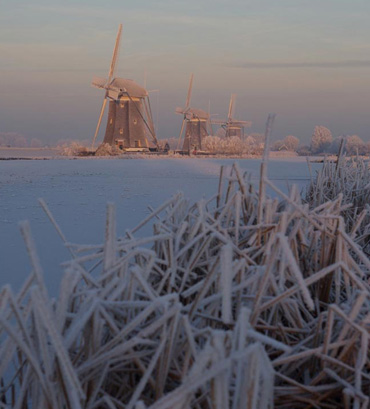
xmin=175 ymin=74 xmax=209 ymax=152
xmin=212 ymin=93 xmax=251 ymax=139
xmin=91 ymin=24 xmax=158 ymax=151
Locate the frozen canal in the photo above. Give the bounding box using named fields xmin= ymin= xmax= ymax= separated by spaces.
xmin=0 ymin=157 xmax=322 ymax=293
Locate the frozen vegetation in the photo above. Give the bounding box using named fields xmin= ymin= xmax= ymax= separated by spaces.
xmin=2 ymin=126 xmax=370 ymax=158
xmin=0 ymin=157 xmax=319 ymax=291
xmin=0 ymin=153 xmax=369 ymax=408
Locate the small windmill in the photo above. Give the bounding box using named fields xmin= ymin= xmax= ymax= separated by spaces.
xmin=91 ymin=24 xmax=158 ymax=150
xmin=212 ymin=94 xmax=251 ymax=139
xmin=175 ymin=74 xmax=209 ymax=152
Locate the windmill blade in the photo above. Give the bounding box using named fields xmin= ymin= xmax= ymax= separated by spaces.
xmin=91 ymin=24 xmax=122 ymax=149
xmin=175 ymin=107 xmax=185 ymax=115
xmin=92 ymin=76 xmax=108 ymax=89
xmin=231 ymin=120 xmax=252 ymax=127
xmin=228 ymin=93 xmax=236 ymax=121
xmin=107 ymin=23 xmax=123 ymax=83
xmin=91 ymin=98 xmax=108 ymax=149
xmin=176 ymin=118 xmax=186 ymax=150
xmin=185 ymin=73 xmax=194 ymax=109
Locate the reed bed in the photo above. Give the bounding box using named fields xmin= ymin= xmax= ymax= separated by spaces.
xmin=0 ymin=157 xmax=369 ymax=408
xmin=305 ymin=152 xmax=370 ymax=256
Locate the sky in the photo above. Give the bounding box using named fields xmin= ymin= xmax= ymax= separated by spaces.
xmin=1 ymin=0 xmax=370 ymax=145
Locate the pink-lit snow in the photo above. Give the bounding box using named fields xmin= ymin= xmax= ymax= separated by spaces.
xmin=0 ymin=157 xmax=322 ymax=293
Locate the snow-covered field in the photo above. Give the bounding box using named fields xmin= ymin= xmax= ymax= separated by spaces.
xmin=0 ymin=157 xmax=322 ymax=293
xmin=0 ymin=147 xmax=60 ymax=158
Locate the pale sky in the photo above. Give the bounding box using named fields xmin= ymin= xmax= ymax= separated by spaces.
xmin=1 ymin=0 xmax=370 ymax=144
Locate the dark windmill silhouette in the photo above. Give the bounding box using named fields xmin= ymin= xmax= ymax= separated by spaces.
xmin=213 ymin=94 xmax=251 ymax=139
xmin=91 ymin=24 xmax=158 ymax=150
xmin=175 ymin=74 xmax=210 ymax=152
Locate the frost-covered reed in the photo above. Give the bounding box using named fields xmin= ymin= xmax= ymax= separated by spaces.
xmin=0 ymin=156 xmax=369 ymax=408
xmin=305 ymin=152 xmax=370 ymax=256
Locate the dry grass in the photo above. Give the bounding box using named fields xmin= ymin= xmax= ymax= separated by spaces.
xmin=305 ymin=153 xmax=370 ymax=256
xmin=0 ymin=150 xmax=369 ymax=408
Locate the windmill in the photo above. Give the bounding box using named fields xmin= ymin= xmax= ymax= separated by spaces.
xmin=212 ymin=94 xmax=251 ymax=139
xmin=175 ymin=74 xmax=210 ymax=152
xmin=91 ymin=24 xmax=158 ymax=151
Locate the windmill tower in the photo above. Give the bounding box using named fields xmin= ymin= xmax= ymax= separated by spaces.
xmin=175 ymin=74 xmax=209 ymax=152
xmin=91 ymin=24 xmax=158 ymax=150
xmin=213 ymin=94 xmax=251 ymax=139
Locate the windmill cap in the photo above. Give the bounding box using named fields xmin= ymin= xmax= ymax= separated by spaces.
xmin=110 ymin=78 xmax=148 ymax=98
xmin=188 ymin=108 xmax=210 ymax=120
xmin=92 ymin=77 xmax=148 ymax=99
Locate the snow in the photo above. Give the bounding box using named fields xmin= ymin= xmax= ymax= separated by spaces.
xmin=0 ymin=147 xmax=60 ymax=158
xmin=0 ymin=157 xmax=322 ymax=293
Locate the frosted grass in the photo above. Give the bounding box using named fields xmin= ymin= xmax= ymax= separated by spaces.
xmin=0 ymin=153 xmax=369 ymax=407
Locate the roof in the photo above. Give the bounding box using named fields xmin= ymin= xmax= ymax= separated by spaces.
xmin=92 ymin=77 xmax=148 ymax=99
xmin=110 ymin=78 xmax=148 ymax=98
xmin=188 ymin=108 xmax=209 ymax=120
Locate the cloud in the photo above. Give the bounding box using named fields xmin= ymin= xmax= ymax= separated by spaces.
xmin=233 ymin=60 xmax=370 ymax=69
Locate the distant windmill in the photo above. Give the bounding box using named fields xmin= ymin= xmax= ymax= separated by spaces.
xmin=91 ymin=24 xmax=158 ymax=150
xmin=212 ymin=94 xmax=251 ymax=138
xmin=175 ymin=74 xmax=210 ymax=152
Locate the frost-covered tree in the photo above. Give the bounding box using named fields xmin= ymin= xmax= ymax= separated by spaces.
xmin=56 ymin=139 xmax=90 ymax=148
xmin=329 ymin=136 xmax=344 ymax=154
xmin=203 ymin=135 xmax=244 ymax=154
xmin=345 ymin=135 xmax=364 ymax=155
xmin=271 ymin=140 xmax=284 ymax=151
xmin=365 ymin=141 xmax=370 ymax=155
xmin=284 ymin=135 xmax=299 ymax=151
xmin=165 ymin=138 xmax=179 ymax=150
xmin=0 ymin=132 xmax=28 ymax=147
xmin=272 ymin=135 xmax=299 ymax=152
xmin=311 ymin=126 xmax=333 ymax=153
xmin=216 ymin=128 xmax=226 ymax=138
xmin=297 ymin=145 xmax=311 ymax=156
xmin=249 ymin=133 xmax=265 ymax=146
xmin=202 ymin=134 xmax=264 ymax=155
xmin=244 ymin=135 xmax=256 ymax=146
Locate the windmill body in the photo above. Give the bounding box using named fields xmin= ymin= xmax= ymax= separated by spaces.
xmin=182 ymin=108 xmax=209 ymax=151
xmin=104 ymin=95 xmax=147 ymax=149
xmin=91 ymin=25 xmax=157 ymax=151
xmin=213 ymin=94 xmax=251 ymax=140
xmin=225 ymin=123 xmax=245 ymax=139
xmin=176 ymin=75 xmax=209 ymax=152
xmin=96 ymin=78 xmax=149 ymax=149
